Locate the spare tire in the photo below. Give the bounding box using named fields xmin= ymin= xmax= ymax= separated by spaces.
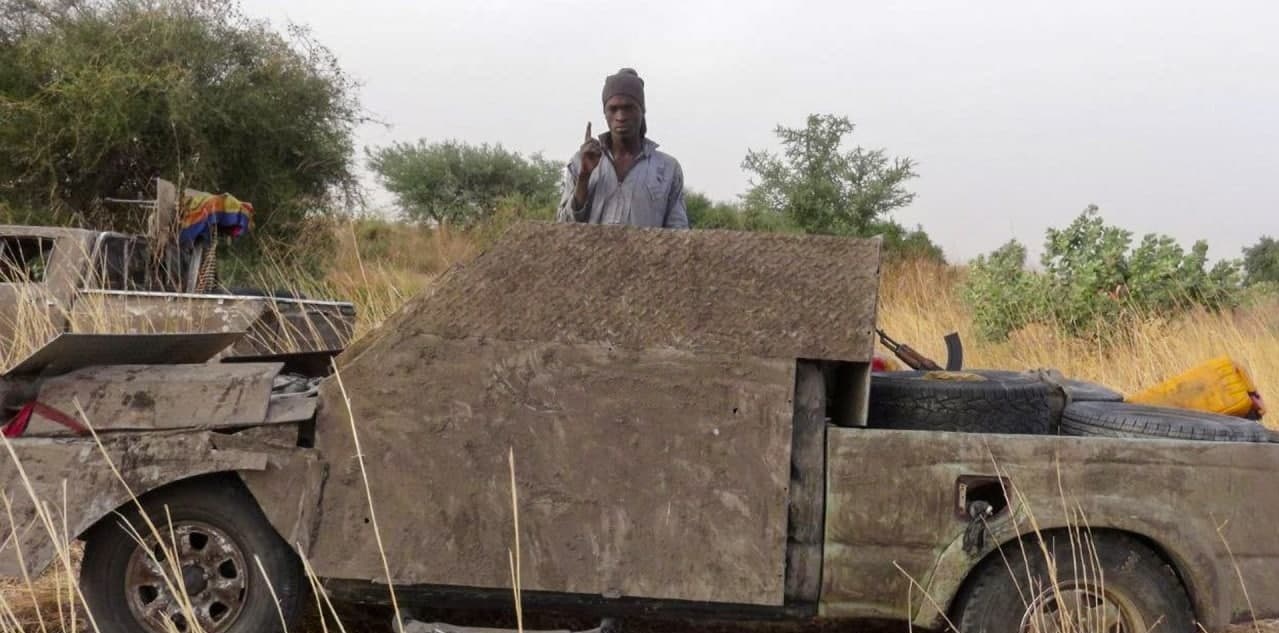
xmin=868 ymin=370 xmax=1056 ymax=434
xmin=1061 ymin=401 xmax=1269 ymax=442
xmin=969 ymin=370 xmax=1124 ymax=403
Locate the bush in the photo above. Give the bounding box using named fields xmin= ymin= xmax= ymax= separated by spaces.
xmin=470 ymin=194 xmax=557 ymax=248
xmin=964 ymin=206 xmax=1243 ymax=341
xmin=871 ymin=219 xmax=945 ymax=263
xmin=685 ymin=191 xmax=742 ymax=230
xmin=685 ymin=190 xmax=803 ymax=233
xmin=961 ymin=240 xmax=1044 ymax=341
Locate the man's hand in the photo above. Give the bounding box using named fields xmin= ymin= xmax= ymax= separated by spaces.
xmin=571 ymin=122 xmax=602 ymax=213
xmin=579 ymin=122 xmax=602 ymax=178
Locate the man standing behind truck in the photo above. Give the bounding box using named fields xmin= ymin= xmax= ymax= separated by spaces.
xmin=557 ymin=68 xmax=689 ymax=228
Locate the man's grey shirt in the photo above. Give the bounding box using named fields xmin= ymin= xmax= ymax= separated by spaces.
xmin=556 ymin=136 xmax=689 ymax=228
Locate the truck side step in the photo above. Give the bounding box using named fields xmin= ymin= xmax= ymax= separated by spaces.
xmin=396 ymin=615 xmax=619 ymax=633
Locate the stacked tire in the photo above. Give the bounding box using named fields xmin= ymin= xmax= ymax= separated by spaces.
xmin=1059 ymin=401 xmax=1269 ymax=442
xmin=867 ymin=369 xmax=1269 ymax=443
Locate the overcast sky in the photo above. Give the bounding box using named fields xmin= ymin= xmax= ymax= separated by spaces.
xmin=240 ymin=0 xmax=1278 ymax=262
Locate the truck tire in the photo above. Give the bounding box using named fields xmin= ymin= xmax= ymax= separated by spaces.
xmin=80 ymin=476 xmax=304 ymax=633
xmin=954 ymin=533 xmax=1194 ymax=633
xmin=867 ymin=370 xmax=1056 ymax=434
xmin=1061 ymin=401 xmax=1269 ymax=442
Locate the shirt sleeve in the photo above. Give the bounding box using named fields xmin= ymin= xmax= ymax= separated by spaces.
xmin=556 ymin=153 xmax=591 ymax=223
xmin=663 ymin=160 xmax=690 ymax=229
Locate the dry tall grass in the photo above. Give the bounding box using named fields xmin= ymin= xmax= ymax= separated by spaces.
xmin=877 ymin=258 xmax=1279 ymax=412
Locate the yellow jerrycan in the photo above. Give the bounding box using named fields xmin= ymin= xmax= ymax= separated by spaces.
xmin=1127 ymin=356 xmax=1263 ymax=419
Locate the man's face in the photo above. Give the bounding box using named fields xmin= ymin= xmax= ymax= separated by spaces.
xmin=604 ymin=95 xmax=642 ymax=139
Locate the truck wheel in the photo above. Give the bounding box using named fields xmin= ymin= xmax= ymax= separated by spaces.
xmin=1061 ymin=401 xmax=1269 ymax=442
xmin=80 ymin=477 xmax=304 ymax=633
xmin=954 ymin=533 xmax=1194 ymax=633
xmin=867 ymin=370 xmax=1056 ymax=434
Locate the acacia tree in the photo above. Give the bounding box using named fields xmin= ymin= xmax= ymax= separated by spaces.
xmin=367 ymin=140 xmax=560 ymax=226
xmin=0 ymin=0 xmax=362 ymax=248
xmin=741 ymin=114 xmax=918 ymax=236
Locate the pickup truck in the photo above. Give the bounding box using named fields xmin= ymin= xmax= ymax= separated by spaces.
xmin=0 ymin=223 xmax=356 ymax=359
xmin=0 ymin=222 xmax=1275 ymax=633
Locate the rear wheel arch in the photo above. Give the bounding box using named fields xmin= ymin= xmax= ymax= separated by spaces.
xmin=83 ymin=472 xmax=258 ymax=540
xmin=945 ymin=528 xmax=1206 ymax=630
xmin=80 ymin=472 xmax=305 ymax=633
xmin=82 ymin=470 xmax=306 ymax=561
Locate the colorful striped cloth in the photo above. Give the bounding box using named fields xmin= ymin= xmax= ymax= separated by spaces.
xmin=179 ymin=192 xmax=254 ymax=244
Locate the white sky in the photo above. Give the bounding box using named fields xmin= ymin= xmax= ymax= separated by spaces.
xmin=240 ymin=0 xmax=1279 ymax=263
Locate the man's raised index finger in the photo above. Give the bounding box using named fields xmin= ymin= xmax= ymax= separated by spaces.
xmin=585 ymin=122 xmax=592 ymax=142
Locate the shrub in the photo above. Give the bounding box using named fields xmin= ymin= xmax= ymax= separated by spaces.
xmin=964 ymin=206 xmax=1243 ymax=340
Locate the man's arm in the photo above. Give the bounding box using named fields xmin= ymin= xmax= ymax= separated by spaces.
xmin=664 ymin=160 xmax=690 ymax=229
xmin=557 ymin=123 xmax=604 ymax=223
xmin=556 ymin=156 xmax=592 ymax=223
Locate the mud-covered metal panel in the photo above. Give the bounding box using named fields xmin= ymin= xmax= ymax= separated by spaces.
xmin=311 ymin=336 xmax=795 ymax=606
xmin=5 ymin=332 xmax=242 ymax=376
xmin=32 ymin=363 xmax=279 ymax=434
xmin=214 ymin=430 xmax=327 ymax=554
xmin=0 ymin=432 xmax=272 ymax=578
xmin=821 ymin=428 xmax=1279 ymax=629
xmin=263 ymin=395 xmax=319 ymax=424
xmin=228 ymin=299 xmax=357 ymax=356
xmin=68 ymin=291 xmax=265 ymax=337
xmin=343 ymin=223 xmax=882 ymax=363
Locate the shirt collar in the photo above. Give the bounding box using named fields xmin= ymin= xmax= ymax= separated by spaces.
xmin=601 ymin=134 xmax=659 ymax=158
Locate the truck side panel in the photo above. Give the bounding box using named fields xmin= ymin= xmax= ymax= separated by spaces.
xmin=309 ymin=336 xmax=797 ymax=606
xmin=821 ymin=427 xmax=1279 ymax=630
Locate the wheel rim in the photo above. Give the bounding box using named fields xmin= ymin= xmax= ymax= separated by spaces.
xmin=1019 ymin=583 xmax=1145 ymax=633
xmin=124 ymin=521 xmax=250 ymax=633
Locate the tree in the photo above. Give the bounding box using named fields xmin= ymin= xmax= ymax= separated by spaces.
xmin=1242 ymin=236 xmax=1279 ymax=286
xmin=741 ymin=114 xmax=918 ymax=237
xmin=0 ymin=0 xmax=363 ymax=250
xmin=367 ymin=140 xmax=559 ymax=226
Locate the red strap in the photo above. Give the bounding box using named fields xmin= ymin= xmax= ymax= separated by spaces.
xmin=2 ymin=403 xmax=35 ymax=438
xmin=2 ymin=402 xmax=89 ymax=438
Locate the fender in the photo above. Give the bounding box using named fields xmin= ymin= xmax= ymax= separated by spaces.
xmin=0 ymin=429 xmax=317 ymax=579
xmin=912 ymin=502 xmax=1225 ymax=631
